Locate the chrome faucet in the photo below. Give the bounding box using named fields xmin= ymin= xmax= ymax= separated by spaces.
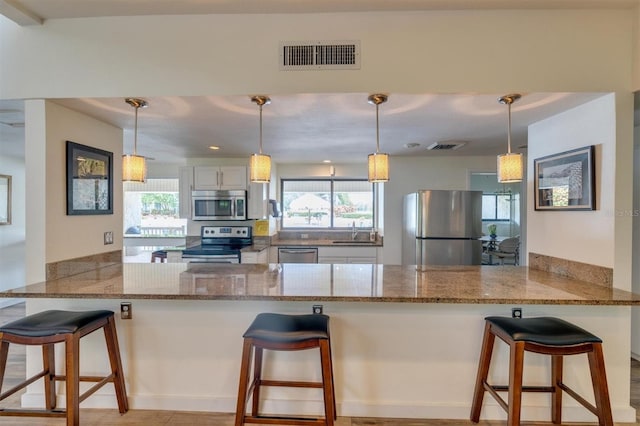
xmin=352 ymin=221 xmax=358 ymax=240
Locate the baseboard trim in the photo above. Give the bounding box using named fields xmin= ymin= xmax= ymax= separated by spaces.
xmin=20 ymin=393 xmax=638 ymax=423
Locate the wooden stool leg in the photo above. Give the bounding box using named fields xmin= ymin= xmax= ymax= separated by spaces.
xmin=42 ymin=343 xmax=56 ymax=410
xmin=588 ymin=343 xmax=613 ymax=426
xmin=0 ymin=340 xmax=9 ymax=394
xmin=551 ymin=355 xmax=563 ymax=424
xmin=235 ymin=339 xmax=253 ymax=426
xmin=470 ymin=322 xmax=496 ymax=422
xmin=320 ymin=339 xmax=335 ymax=426
xmin=328 ymin=339 xmax=337 ymax=420
xmin=103 ymin=316 xmax=129 ymax=413
xmin=507 ymin=341 xmax=525 ymax=426
xmin=65 ymin=334 xmax=80 ymax=426
xmin=251 ymin=346 xmax=263 ymax=416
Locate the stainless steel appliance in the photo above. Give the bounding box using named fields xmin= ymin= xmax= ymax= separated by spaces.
xmin=182 ymin=226 xmax=252 ymax=263
xmin=191 ymin=190 xmax=247 ymax=221
xmin=278 ymin=247 xmax=318 ymax=263
xmin=403 ymin=190 xmax=483 ymax=265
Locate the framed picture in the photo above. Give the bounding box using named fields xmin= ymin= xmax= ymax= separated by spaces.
xmin=66 ymin=141 xmax=113 ymax=215
xmin=534 ymin=145 xmax=595 ymax=211
xmin=0 ymin=174 xmax=11 ymax=225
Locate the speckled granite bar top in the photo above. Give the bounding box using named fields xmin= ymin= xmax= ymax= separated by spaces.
xmin=3 ymin=264 xmax=639 ymax=305
xmin=269 ymin=239 xmax=382 ymax=247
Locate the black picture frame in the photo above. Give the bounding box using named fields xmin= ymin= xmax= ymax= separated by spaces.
xmin=534 ymin=145 xmax=595 ymax=211
xmin=66 ymin=141 xmax=113 ymax=215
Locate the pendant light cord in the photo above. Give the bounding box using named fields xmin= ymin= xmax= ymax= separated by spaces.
xmin=133 ymin=105 xmax=139 ymax=156
xmin=507 ymin=100 xmax=512 ymax=155
xmin=259 ymin=103 xmax=264 ymax=155
xmin=375 ymin=103 xmax=380 ymax=154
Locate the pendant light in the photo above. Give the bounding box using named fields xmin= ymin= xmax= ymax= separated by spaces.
xmin=368 ymin=93 xmax=389 ymax=183
xmin=122 ymin=98 xmax=148 ymax=183
xmin=249 ymin=95 xmax=271 ymax=183
xmin=497 ymin=93 xmax=523 ymax=183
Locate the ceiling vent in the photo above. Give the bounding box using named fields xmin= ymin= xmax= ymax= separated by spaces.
xmin=427 ymin=141 xmax=466 ymax=151
xmin=279 ymin=40 xmax=360 ymax=70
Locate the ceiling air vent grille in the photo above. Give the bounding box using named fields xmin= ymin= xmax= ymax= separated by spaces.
xmin=280 ymin=41 xmax=360 ymax=70
xmin=427 ymin=142 xmax=466 ymax=151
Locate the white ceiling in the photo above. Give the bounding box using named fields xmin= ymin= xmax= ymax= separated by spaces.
xmin=1 ymin=0 xmax=637 ymax=25
xmin=1 ymin=93 xmax=607 ymax=164
xmin=47 ymin=93 xmax=605 ymax=164
xmin=0 ymin=1 xmax=626 ymax=164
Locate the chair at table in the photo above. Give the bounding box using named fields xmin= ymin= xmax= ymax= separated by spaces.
xmin=487 ymin=237 xmax=519 ymax=265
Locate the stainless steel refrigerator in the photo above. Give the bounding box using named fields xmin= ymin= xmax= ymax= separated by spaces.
xmin=403 ymin=190 xmax=483 ymax=265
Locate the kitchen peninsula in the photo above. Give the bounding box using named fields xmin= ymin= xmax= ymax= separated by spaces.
xmin=2 ymin=263 xmax=638 ymax=423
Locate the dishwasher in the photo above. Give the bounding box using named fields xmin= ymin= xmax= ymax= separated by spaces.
xmin=278 ymin=247 xmax=318 ymax=263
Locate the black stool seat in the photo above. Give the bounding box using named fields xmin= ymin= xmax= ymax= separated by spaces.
xmin=471 ymin=316 xmax=613 ymax=426
xmin=235 ymin=313 xmax=336 ymax=425
xmin=151 ymin=250 xmax=167 ymax=263
xmin=485 ymin=316 xmax=602 ymax=346
xmin=0 ymin=310 xmax=113 ymax=338
xmin=243 ymin=313 xmax=330 ymax=343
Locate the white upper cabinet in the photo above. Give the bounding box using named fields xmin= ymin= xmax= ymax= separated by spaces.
xmin=193 ymin=166 xmax=247 ymax=190
xmin=178 ymin=166 xmax=194 ymax=219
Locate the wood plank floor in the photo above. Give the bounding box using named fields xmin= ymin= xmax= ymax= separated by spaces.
xmin=1 ymin=302 xmax=638 ymax=425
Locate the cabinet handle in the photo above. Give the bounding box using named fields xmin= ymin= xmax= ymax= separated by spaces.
xmin=219 ymin=170 xmax=223 ymax=186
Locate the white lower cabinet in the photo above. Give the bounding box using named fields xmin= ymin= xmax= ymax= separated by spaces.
xmin=317 ymin=246 xmax=378 ymax=264
xmin=166 ymin=251 xmax=184 ymax=263
xmin=242 ymin=249 xmax=268 ymax=264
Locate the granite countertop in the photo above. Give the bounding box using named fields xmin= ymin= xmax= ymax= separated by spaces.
xmin=269 ymin=239 xmax=382 ymax=247
xmin=2 ymin=263 xmax=639 ymax=305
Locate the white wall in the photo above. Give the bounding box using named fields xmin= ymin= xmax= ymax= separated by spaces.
xmin=0 ymin=10 xmax=634 ymax=99
xmin=0 ymin=132 xmax=25 ymax=304
xmin=631 ymin=121 xmax=640 ymax=357
xmin=24 ymin=100 xmax=124 ymax=278
xmin=527 ymin=94 xmax=631 ymax=275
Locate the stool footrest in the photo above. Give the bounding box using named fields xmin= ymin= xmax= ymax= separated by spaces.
xmin=259 ymin=379 xmax=323 ymax=389
xmin=558 ymin=382 xmax=599 ymax=416
xmin=491 ymin=384 xmax=555 ymax=393
xmin=0 ymin=370 xmax=47 ymax=401
xmin=0 ymin=409 xmax=66 ymax=418
xmin=243 ymin=415 xmax=326 ymax=425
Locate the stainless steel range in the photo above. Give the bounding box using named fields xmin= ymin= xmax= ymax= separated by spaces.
xmin=182 ymin=226 xmax=252 ymax=263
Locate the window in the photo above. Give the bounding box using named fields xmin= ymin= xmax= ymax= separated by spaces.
xmin=482 ymin=193 xmax=512 ymax=221
xmin=123 ymin=179 xmax=186 ymax=235
xmin=281 ymin=179 xmax=374 ymax=228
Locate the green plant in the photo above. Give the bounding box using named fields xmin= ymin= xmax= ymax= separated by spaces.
xmin=487 ymin=224 xmax=497 ymax=235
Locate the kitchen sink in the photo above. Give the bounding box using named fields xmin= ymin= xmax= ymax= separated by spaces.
xmin=332 ymin=240 xmax=375 ymax=244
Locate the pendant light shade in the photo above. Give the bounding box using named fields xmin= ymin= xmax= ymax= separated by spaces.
xmin=123 ymin=98 xmax=148 ymax=183
xmin=368 ymin=94 xmax=389 ymax=183
xmin=250 ymin=95 xmax=271 ymax=183
xmin=368 ymin=152 xmax=389 ymax=183
xmin=497 ymin=94 xmax=522 ymax=183
xmin=122 ymin=154 xmax=146 ymax=182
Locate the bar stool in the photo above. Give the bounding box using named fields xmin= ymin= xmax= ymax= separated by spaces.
xmin=470 ymin=316 xmax=613 ymax=425
xmin=0 ymin=309 xmax=129 ymax=426
xmin=151 ymin=250 xmax=167 ymax=263
xmin=234 ymin=313 xmax=336 ymax=426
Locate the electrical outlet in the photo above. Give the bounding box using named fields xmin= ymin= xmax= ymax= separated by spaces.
xmin=104 ymin=231 xmax=113 ymax=245
xmin=512 ymin=307 xmax=522 ymax=318
xmin=121 ymin=302 xmax=132 ymax=320
xmin=312 ymin=304 xmax=323 ymax=314
xmin=301 ymin=234 xmax=309 ymax=239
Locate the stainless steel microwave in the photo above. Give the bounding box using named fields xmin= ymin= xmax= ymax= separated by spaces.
xmin=191 ymin=190 xmax=246 ymax=221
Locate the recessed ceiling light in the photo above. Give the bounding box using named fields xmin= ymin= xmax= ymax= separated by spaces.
xmin=404 ymin=143 xmax=420 ymax=149
xmin=323 ymin=160 xmax=332 ymax=163
xmin=209 ymin=146 xmax=220 ymax=150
